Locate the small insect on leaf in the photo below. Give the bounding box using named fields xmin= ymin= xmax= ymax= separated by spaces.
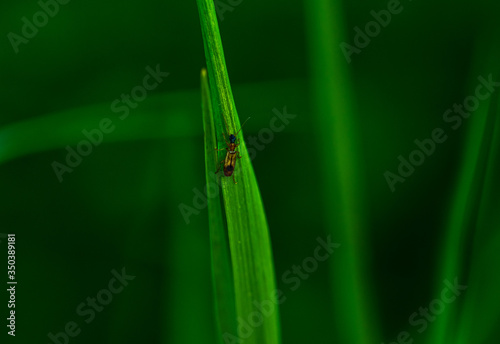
xmin=215 ymin=116 xmax=250 ymax=184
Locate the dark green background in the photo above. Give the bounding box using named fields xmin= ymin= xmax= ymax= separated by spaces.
xmin=1 ymin=0 xmax=499 ymax=343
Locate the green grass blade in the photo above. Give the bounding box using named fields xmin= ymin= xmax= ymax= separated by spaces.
xmin=0 ymin=79 xmax=305 ymax=166
xmin=431 ymin=83 xmax=500 ymax=344
xmin=196 ymin=1 xmax=281 ymax=343
xmin=201 ymin=68 xmax=237 ymax=342
xmin=305 ymin=0 xmax=380 ymax=343
xmin=456 ymin=92 xmax=500 ymax=343
xmin=0 ymin=92 xmax=198 ymax=165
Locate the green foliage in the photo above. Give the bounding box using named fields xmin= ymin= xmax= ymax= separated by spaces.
xmin=201 ymin=68 xmax=237 ymax=342
xmin=197 ymin=1 xmax=280 ymax=343
xmin=306 ymin=0 xmax=379 ymax=342
xmin=2 ymin=1 xmax=500 ymax=343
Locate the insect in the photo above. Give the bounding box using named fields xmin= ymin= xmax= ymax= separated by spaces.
xmin=215 ymin=115 xmax=250 ymax=184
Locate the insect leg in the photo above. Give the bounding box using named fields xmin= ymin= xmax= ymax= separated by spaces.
xmin=215 ymin=160 xmax=224 ymax=174
xmin=232 ymin=173 xmax=237 ymax=184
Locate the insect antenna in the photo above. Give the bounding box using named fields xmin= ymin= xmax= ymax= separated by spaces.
xmin=235 ymin=117 xmax=251 ymax=136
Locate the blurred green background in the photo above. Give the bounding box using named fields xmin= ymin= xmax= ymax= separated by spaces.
xmin=1 ymin=0 xmax=499 ymax=343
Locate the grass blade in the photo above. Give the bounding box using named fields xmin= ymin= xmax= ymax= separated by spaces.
xmin=305 ymin=0 xmax=380 ymax=343
xmin=201 ymin=68 xmax=237 ymax=342
xmin=431 ymin=80 xmax=500 ymax=344
xmin=197 ymin=1 xmax=281 ymax=343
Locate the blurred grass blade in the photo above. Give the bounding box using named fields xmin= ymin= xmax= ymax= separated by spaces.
xmin=456 ymin=90 xmax=500 ymax=343
xmin=0 ymin=79 xmax=306 ymax=166
xmin=0 ymin=90 xmax=204 ymax=166
xmin=197 ymin=1 xmax=281 ymax=343
xmin=201 ymin=68 xmax=237 ymax=342
xmin=431 ymin=82 xmax=500 ymax=344
xmin=306 ymin=0 xmax=380 ymax=343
